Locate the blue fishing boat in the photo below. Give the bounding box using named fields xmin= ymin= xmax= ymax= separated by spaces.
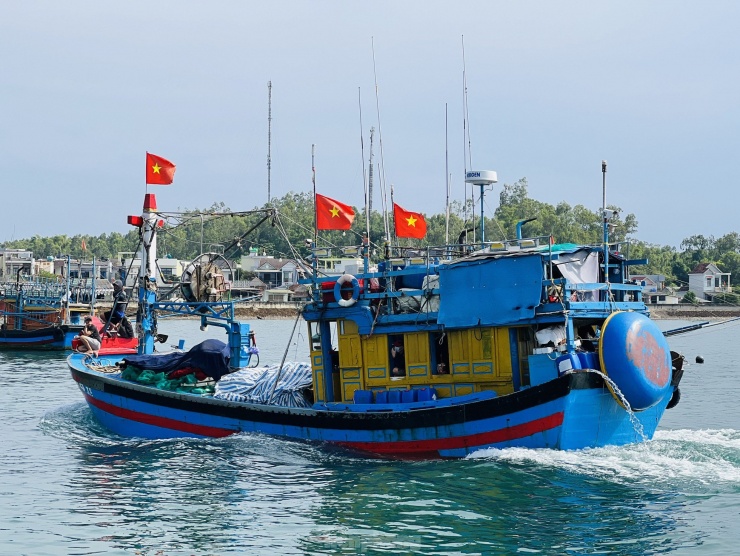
xmin=1 ymin=259 xmax=138 ymax=353
xmin=0 ymin=275 xmax=84 ymax=350
xmin=68 ymin=181 xmax=687 ymax=457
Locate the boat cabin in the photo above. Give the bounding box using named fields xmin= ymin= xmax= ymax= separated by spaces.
xmin=301 ymin=239 xmax=647 ymax=406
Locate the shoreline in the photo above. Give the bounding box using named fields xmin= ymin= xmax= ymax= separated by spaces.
xmin=103 ymin=301 xmax=740 ymax=321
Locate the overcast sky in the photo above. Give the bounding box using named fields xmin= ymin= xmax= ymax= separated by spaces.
xmin=2 ymin=1 xmax=738 ymax=249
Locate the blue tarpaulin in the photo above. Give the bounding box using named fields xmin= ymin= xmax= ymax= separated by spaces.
xmin=122 ymin=339 xmax=231 ymax=380
xmin=437 ymin=254 xmax=543 ymax=327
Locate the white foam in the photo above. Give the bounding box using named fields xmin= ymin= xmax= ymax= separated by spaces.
xmin=467 ymin=429 xmax=740 ymax=486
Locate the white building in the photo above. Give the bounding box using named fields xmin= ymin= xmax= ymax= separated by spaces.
xmin=631 ymin=274 xmax=680 ymax=305
xmin=688 ymin=263 xmax=732 ymax=301
xmin=117 ymin=252 xmax=185 ymax=288
xmin=0 ymin=249 xmax=34 ymax=279
xmin=240 ymin=253 xmax=300 ymax=288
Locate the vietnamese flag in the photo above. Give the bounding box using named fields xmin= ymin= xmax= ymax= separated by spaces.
xmin=393 ymin=203 xmax=427 ymax=239
xmin=146 ymin=152 xmax=176 ymax=185
xmin=316 ymin=193 xmax=355 ymax=230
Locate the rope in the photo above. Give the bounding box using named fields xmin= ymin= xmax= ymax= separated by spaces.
xmin=83 ymin=357 xmax=121 ymax=374
xmin=268 ymin=307 xmax=304 ymax=404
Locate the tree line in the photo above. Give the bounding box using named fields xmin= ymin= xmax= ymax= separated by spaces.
xmin=3 ymin=178 xmax=739 ymax=298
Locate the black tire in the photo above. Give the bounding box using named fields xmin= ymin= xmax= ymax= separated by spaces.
xmin=666 ymin=387 xmax=681 ymax=410
xmin=248 ymin=353 xmax=259 ymax=368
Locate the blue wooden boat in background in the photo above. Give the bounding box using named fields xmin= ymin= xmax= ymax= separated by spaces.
xmin=68 ymin=184 xmax=686 ymax=458
xmin=0 ymin=275 xmax=85 ymax=350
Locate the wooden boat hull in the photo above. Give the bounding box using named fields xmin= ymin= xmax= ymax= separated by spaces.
xmin=68 ymin=353 xmax=673 ymax=457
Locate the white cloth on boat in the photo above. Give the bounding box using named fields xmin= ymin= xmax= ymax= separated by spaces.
xmin=214 ymin=362 xmax=313 ymax=408
xmin=553 ymin=250 xmax=599 ymax=301
xmin=535 ymin=325 xmax=566 ymax=347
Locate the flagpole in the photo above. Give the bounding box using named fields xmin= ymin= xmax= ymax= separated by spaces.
xmin=445 ymin=103 xmax=450 ymax=247
xmin=312 ymin=144 xmax=317 ymax=244
xmin=90 ymin=256 xmax=96 ymax=316
xmin=390 ymin=184 xmax=397 ymax=249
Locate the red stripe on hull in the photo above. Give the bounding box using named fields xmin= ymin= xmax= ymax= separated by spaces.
xmin=84 ymin=393 xmax=234 ymax=438
xmin=336 ymin=412 xmax=565 ymax=455
xmin=77 ymin=377 xmax=564 ymax=454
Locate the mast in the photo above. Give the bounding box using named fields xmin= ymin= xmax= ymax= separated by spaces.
xmin=358 ymin=88 xmax=371 ymax=242
xmin=368 ymin=127 xmax=375 ymax=215
xmin=139 ymin=193 xmax=159 ymax=354
xmin=445 ymin=104 xmax=450 ymax=246
xmin=64 ymin=256 xmax=71 ymax=325
xmin=267 ymin=80 xmax=272 ymax=205
xmin=312 ymin=144 xmax=317 ymax=244
xmin=90 ymin=256 xmax=96 ymax=316
xmin=462 ymin=35 xmax=473 ymax=244
xmin=602 ymin=160 xmax=610 ymax=286
xmin=371 ymin=37 xmax=390 ymax=243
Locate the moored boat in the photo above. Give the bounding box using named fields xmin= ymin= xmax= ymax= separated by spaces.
xmin=1 ymin=272 xmax=138 ymax=353
xmin=67 ymin=182 xmax=688 ymax=458
xmin=0 ymin=276 xmax=83 ymax=350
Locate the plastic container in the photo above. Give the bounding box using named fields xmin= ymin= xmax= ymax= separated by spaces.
xmin=556 ymin=352 xmax=582 ymax=375
xmin=401 ymin=389 xmax=417 ymax=403
xmin=353 ymin=390 xmax=373 ymax=404
xmin=577 ymin=351 xmax=600 ymax=370
xmin=416 ymin=387 xmax=437 ymax=402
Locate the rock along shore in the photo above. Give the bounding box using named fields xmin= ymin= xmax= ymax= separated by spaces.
xmin=647 ymin=305 xmax=740 ymax=320
xmin=97 ymin=301 xmax=739 ymax=320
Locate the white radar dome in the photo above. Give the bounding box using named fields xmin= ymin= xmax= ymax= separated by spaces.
xmin=465 ymin=170 xmax=498 ymax=185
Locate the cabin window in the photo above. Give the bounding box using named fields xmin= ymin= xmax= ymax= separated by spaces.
xmin=389 ymin=335 xmax=406 ymax=377
xmin=432 ymin=332 xmax=450 ymax=375
xmin=309 ymin=322 xmax=322 ymax=352
xmin=517 ymin=328 xmax=534 ymax=386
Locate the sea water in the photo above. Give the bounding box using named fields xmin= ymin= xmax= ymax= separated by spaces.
xmin=1 ymin=318 xmax=739 ymax=555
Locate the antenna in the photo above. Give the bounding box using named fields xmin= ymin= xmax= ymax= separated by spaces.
xmin=267 ymin=81 xmax=272 ymax=204
xmin=358 ymin=87 xmax=370 ymax=240
xmin=368 ymin=127 xmax=375 ymax=214
xmin=465 ymin=170 xmax=498 ymax=245
xmin=461 ymin=35 xmax=475 ymax=244
xmin=372 ymin=37 xmax=390 ymax=241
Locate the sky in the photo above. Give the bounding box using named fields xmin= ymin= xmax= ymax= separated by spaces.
xmin=2 ymin=1 xmax=739 ymax=249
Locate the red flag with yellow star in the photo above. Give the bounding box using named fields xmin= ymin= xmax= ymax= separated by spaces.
xmin=393 ymin=203 xmax=426 ymax=239
xmin=316 ymin=193 xmax=355 ymax=230
xmin=146 ymin=152 xmax=176 ymax=185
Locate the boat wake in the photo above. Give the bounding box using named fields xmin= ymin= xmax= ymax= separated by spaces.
xmin=467 ymin=428 xmax=740 ymax=488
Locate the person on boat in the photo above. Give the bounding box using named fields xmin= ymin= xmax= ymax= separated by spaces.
xmin=390 ymin=338 xmax=406 ymax=377
xmin=77 ymin=316 xmax=101 ymax=356
xmin=109 ymin=315 xmax=134 ymax=339
xmin=103 ymin=280 xmax=127 ymax=331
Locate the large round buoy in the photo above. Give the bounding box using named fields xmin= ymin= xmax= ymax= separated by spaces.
xmin=599 ymin=311 xmax=672 ymax=411
xmin=333 ymin=274 xmax=360 ymax=307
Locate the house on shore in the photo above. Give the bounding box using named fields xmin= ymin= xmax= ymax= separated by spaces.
xmin=631 ymin=274 xmax=680 ymax=305
xmin=688 ymin=263 xmax=732 ymax=301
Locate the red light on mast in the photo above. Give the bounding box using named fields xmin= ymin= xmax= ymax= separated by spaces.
xmin=143 ymin=193 xmax=157 ymax=212
xmin=127 ymin=215 xmax=144 ymax=227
